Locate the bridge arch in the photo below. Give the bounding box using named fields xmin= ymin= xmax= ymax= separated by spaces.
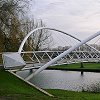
xmin=18 ymin=27 xmax=100 ymax=53
xmin=18 ymin=27 xmax=82 ymax=53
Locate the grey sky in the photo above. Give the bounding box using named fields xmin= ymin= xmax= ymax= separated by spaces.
xmin=29 ymin=0 xmax=100 ymax=42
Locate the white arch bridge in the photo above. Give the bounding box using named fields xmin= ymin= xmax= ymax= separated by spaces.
xmin=2 ymin=27 xmax=100 ymax=80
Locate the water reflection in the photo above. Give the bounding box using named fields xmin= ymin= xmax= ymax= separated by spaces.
xmin=81 ymin=71 xmax=84 ymax=76
xmin=17 ymin=70 xmax=100 ymax=92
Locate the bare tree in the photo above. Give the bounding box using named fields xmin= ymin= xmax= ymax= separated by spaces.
xmin=21 ymin=19 xmax=53 ymax=51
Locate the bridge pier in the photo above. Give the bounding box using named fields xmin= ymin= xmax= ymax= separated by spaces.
xmin=30 ymin=69 xmax=33 ymax=73
xmin=80 ymin=62 xmax=84 ymax=68
xmin=80 ymin=62 xmax=84 ymax=76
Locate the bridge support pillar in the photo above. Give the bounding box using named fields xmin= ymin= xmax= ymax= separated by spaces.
xmin=30 ymin=69 xmax=33 ymax=73
xmin=80 ymin=62 xmax=84 ymax=68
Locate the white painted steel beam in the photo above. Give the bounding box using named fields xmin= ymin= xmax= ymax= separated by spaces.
xmin=25 ymin=31 xmax=100 ymax=80
xmin=17 ymin=27 xmax=100 ymax=80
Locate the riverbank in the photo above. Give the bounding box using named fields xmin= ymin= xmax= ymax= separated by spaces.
xmin=1 ymin=69 xmax=100 ymax=99
xmin=47 ymin=62 xmax=100 ymax=72
xmin=0 ymin=69 xmax=53 ymax=100
xmin=47 ymin=89 xmax=100 ymax=100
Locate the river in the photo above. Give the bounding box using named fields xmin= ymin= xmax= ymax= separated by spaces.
xmin=17 ymin=70 xmax=100 ymax=92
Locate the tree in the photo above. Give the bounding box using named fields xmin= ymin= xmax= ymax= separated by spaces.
xmin=21 ymin=19 xmax=53 ymax=51
xmin=0 ymin=0 xmax=29 ymax=51
xmin=0 ymin=0 xmax=52 ymax=52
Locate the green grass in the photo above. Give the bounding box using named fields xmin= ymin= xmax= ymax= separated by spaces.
xmin=1 ymin=65 xmax=100 ymax=99
xmin=0 ymin=69 xmax=54 ymax=100
xmin=84 ymin=62 xmax=100 ymax=68
xmin=47 ymin=89 xmax=100 ymax=100
xmin=49 ymin=62 xmax=100 ymax=69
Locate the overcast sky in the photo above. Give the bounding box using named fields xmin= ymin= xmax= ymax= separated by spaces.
xmin=29 ymin=0 xmax=100 ymax=42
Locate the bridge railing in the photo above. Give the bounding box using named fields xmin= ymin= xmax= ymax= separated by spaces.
xmin=20 ymin=51 xmax=100 ymax=69
xmin=1 ymin=50 xmax=100 ymax=70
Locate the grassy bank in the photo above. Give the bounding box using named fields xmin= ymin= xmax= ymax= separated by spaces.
xmin=48 ymin=62 xmax=100 ymax=71
xmin=0 ymin=69 xmax=53 ymax=100
xmin=1 ymin=66 xmax=100 ymax=99
xmin=47 ymin=89 xmax=100 ymax=100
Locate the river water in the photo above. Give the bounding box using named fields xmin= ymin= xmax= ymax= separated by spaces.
xmin=17 ymin=70 xmax=100 ymax=92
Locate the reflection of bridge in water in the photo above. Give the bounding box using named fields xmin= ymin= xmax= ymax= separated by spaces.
xmin=2 ymin=27 xmax=100 ymax=80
